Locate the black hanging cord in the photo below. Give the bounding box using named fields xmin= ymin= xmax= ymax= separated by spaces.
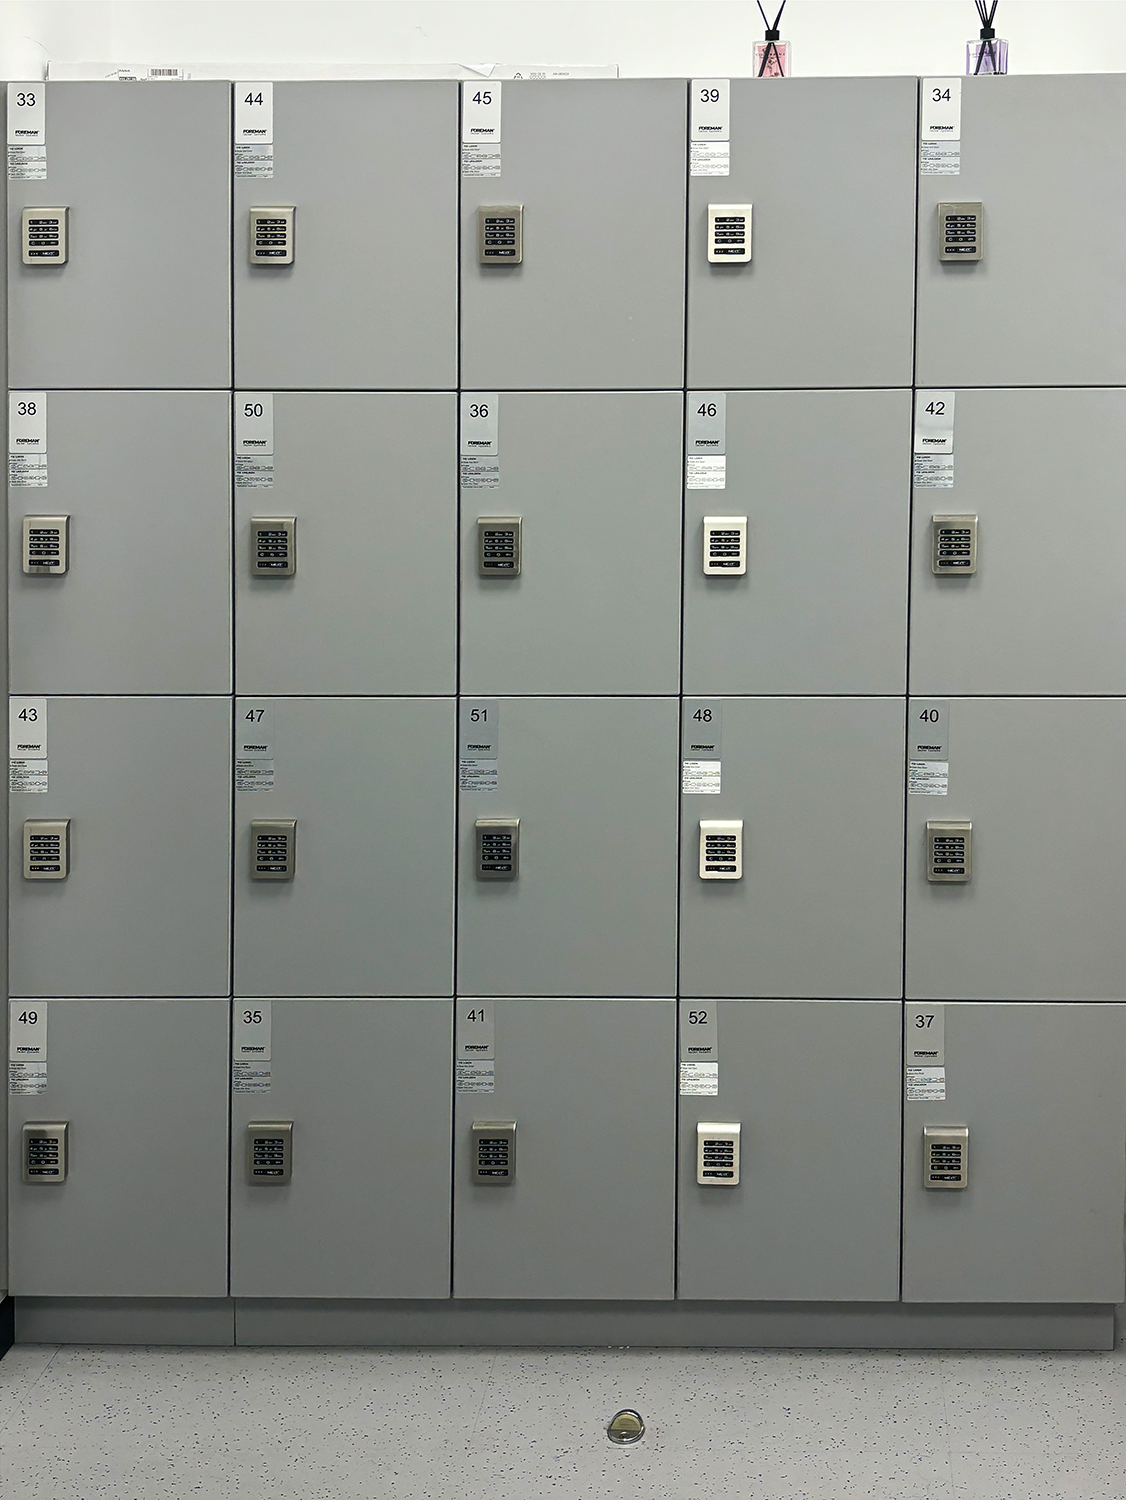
xmin=756 ymin=0 xmax=788 ymax=76
xmin=973 ymin=0 xmax=1000 ymax=74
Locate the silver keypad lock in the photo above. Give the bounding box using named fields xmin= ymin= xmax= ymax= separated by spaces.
xmin=251 ymin=517 xmax=296 ymax=576
xmin=472 ymin=1120 xmax=516 ymax=1183
xmin=22 ymin=206 xmax=68 ymax=265
xmin=251 ymin=820 xmax=296 ymax=881
xmin=249 ymin=206 xmax=295 ymax=264
xmin=23 ymin=515 xmax=69 ymax=574
xmin=923 ymin=1124 xmax=969 ymax=1189
xmin=938 ymin=201 xmax=983 ymax=261
xmin=247 ymin=1121 xmax=293 ymax=1183
xmin=696 ymin=1122 xmax=740 ymax=1185
xmin=927 ymin=820 xmax=971 ymax=883
xmin=23 ymin=819 xmax=70 ymax=880
xmin=477 ymin=517 xmax=522 ymax=577
xmin=478 ymin=206 xmax=523 ymax=264
xmin=475 ymin=818 xmax=519 ymax=880
xmin=22 ymin=1122 xmax=69 ymax=1183
xmin=932 ymin=514 xmax=977 ymax=575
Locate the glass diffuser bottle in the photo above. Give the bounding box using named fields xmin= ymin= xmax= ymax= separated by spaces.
xmin=968 ymin=0 xmax=1008 ymax=74
xmin=754 ymin=0 xmax=790 ymax=77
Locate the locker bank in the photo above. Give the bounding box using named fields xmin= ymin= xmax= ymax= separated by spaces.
xmin=4 ymin=71 xmax=1126 ymax=1362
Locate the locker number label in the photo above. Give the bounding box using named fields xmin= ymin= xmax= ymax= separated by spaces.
xmin=460 ymin=394 xmax=499 ymax=456
xmin=234 ymin=82 xmax=273 ymax=144
xmin=680 ymin=1001 xmax=719 ymax=1062
xmin=906 ymin=1005 xmax=945 ymax=1066
xmin=9 ymin=1000 xmax=47 ymax=1062
xmin=457 ymin=999 xmax=495 ymax=1060
xmin=462 ymin=81 xmax=502 ymax=142
xmin=234 ymin=1001 xmax=272 ymax=1062
xmin=235 ymin=393 xmax=275 ymax=456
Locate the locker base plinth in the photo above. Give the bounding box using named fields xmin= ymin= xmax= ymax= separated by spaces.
xmin=13 ymin=1298 xmax=1115 ymax=1352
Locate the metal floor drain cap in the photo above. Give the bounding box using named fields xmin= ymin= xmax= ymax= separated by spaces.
xmin=607 ymin=1409 xmax=645 ymax=1445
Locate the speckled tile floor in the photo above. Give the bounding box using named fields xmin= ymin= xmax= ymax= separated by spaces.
xmin=1 ymin=1340 xmax=1125 ymax=1499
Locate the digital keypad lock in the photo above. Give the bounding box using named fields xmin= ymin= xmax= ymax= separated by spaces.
xmin=926 ymin=820 xmax=972 ymax=883
xmin=477 ymin=516 xmax=522 ymax=577
xmin=247 ymin=1121 xmax=293 ymax=1183
xmin=251 ymin=820 xmax=296 ymax=881
xmin=249 ymin=206 xmax=295 ymax=264
xmin=251 ymin=517 xmax=296 ymax=577
xmin=478 ymin=206 xmax=523 ymax=264
xmin=923 ymin=1124 xmax=969 ymax=1190
xmin=699 ymin=820 xmax=743 ymax=880
xmin=931 ymin=514 xmax=977 ymax=576
xmin=703 ymin=516 xmax=747 ymax=576
xmin=696 ymin=1122 xmax=740 ymax=1185
xmin=475 ymin=818 xmax=519 ymax=880
xmin=707 ymin=203 xmax=752 ymax=263
xmin=472 ymin=1120 xmax=516 ymax=1184
xmin=22 ymin=1123 xmax=69 ymax=1184
xmin=23 ymin=515 xmax=69 ymax=575
xmin=938 ymin=202 xmax=983 ymax=262
xmin=23 ymin=819 xmax=70 ymax=881
xmin=21 ymin=206 xmax=69 ymax=264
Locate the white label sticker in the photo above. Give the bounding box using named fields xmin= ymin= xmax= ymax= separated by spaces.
xmin=906 ymin=1005 xmax=945 ymax=1067
xmin=235 ymin=457 xmax=274 ymax=489
xmin=238 ymin=701 xmax=274 ymax=759
xmin=906 ymin=1065 xmax=946 ymax=1102
xmin=680 ymin=1002 xmax=719 ymax=1062
xmin=8 ymin=84 xmax=45 ymax=145
xmin=691 ymin=79 xmax=730 ymax=141
xmin=913 ymin=390 xmax=955 ymax=489
xmin=687 ymin=393 xmax=726 ymax=456
xmin=459 ymin=760 xmax=499 ymax=792
xmin=9 ymin=1061 xmax=47 ymax=1096
xmin=690 ymin=142 xmax=730 ymax=176
xmin=910 ymin=702 xmax=949 ymax=761
xmin=10 ymin=760 xmax=48 ymax=793
xmin=9 ymin=1000 xmax=47 ymax=1063
xmin=457 ymin=1000 xmax=495 ymax=1060
xmin=235 ymin=394 xmax=274 ymax=457
xmin=235 ymin=82 xmax=273 ymax=144
xmin=461 ymin=393 xmax=498 ymax=456
xmin=461 ymin=143 xmax=502 ymax=178
xmin=10 ymin=391 xmax=47 ymax=453
xmin=462 ymin=81 xmax=501 ymax=142
xmin=234 ymin=1001 xmax=272 ymax=1062
xmin=10 ymin=698 xmax=47 ymax=759
xmin=679 ymin=1060 xmax=719 ymax=1096
xmin=687 ymin=456 xmax=726 ymax=490
xmin=908 ymin=760 xmax=949 ymax=796
xmin=682 ymin=759 xmax=721 ymax=795
xmin=460 ymin=457 xmax=500 ymax=489
xmin=456 ymin=1059 xmax=496 ymax=1094
xmin=920 ymin=78 xmax=961 ymax=175
xmin=236 ymin=761 xmax=275 ymax=792
xmin=232 ymin=1060 xmax=272 ymax=1093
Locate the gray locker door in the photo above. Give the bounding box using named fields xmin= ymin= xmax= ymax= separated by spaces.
xmin=8 ymin=82 xmax=230 ymax=389
xmin=236 ymin=393 xmax=456 ymax=696
xmin=916 ymin=76 xmax=1126 ymax=387
xmin=910 ymin=389 xmax=1126 ymax=697
xmin=8 ymin=999 xmax=229 ymax=1297
xmin=902 ymin=1003 xmax=1126 ymax=1304
xmin=687 ymin=78 xmax=916 ymax=390
xmin=234 ymin=698 xmax=455 ymax=997
xmin=683 ymin=391 xmax=910 ymax=696
xmin=234 ymin=82 xmax=457 ymax=390
xmin=9 ymin=392 xmax=231 ymax=696
xmin=678 ymin=1000 xmax=900 ymax=1301
xmin=457 ymin=697 xmax=678 ymax=997
xmin=460 ymin=393 xmax=681 ymax=696
xmin=905 ymin=699 xmax=1126 ymax=1001
xmin=680 ymin=698 xmax=905 ymax=999
xmin=460 ymin=81 xmax=686 ymax=391
xmin=230 ymin=999 xmax=452 ymax=1299
xmin=9 ymin=698 xmax=231 ymax=998
xmin=453 ymin=998 xmax=674 ymax=1299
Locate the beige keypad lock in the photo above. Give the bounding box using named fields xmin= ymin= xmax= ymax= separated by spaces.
xmin=251 ymin=517 xmax=296 ymax=576
xmin=23 ymin=819 xmax=69 ymax=880
xmin=478 ymin=206 xmax=523 ymax=264
xmin=707 ymin=204 xmax=752 ymax=262
xmin=477 ymin=517 xmax=522 ymax=577
xmin=247 ymin=1121 xmax=293 ymax=1183
xmin=22 ymin=1122 xmax=69 ymax=1183
xmin=249 ymin=206 xmax=295 ymax=264
xmin=932 ymin=515 xmax=977 ymax=575
xmin=697 ymin=1122 xmax=740 ymax=1185
xmin=938 ymin=202 xmax=983 ymax=261
xmin=927 ymin=820 xmax=971 ymax=883
xmin=472 ymin=1120 xmax=516 ymax=1183
xmin=699 ymin=820 xmax=742 ymax=880
xmin=703 ymin=516 xmax=747 ymax=576
xmin=22 ymin=206 xmax=68 ymax=265
xmin=923 ymin=1124 xmax=969 ymax=1189
xmin=251 ymin=820 xmax=296 ymax=881
xmin=23 ymin=515 xmax=69 ymax=574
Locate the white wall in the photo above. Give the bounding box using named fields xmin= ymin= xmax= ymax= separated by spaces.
xmin=4 ymin=0 xmax=1126 ymax=81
